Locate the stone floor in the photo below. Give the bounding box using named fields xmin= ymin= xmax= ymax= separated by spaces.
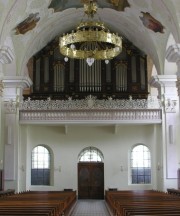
xmin=69 ymin=200 xmax=111 ymax=216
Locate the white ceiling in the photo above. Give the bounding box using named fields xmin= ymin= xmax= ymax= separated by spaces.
xmin=0 ymin=0 xmax=180 ymax=76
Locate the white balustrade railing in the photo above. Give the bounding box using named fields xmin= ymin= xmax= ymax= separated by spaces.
xmin=4 ymin=95 xmax=162 ymax=124
xmin=18 ymin=95 xmax=161 ymax=110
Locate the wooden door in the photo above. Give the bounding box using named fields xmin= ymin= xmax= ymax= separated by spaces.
xmin=78 ymin=162 xmax=104 ymax=199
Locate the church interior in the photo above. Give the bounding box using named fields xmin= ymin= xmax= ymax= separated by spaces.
xmin=0 ymin=0 xmax=180 ymax=215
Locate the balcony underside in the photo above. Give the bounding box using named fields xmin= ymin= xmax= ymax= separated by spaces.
xmin=19 ymin=109 xmax=162 ymax=125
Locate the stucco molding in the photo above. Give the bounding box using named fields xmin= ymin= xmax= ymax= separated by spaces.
xmin=0 ymin=46 xmax=14 ymax=64
xmin=2 ymin=76 xmax=32 ymax=89
xmin=149 ymin=75 xmax=177 ymax=88
xmin=19 ymin=109 xmax=162 ymax=125
xmin=4 ymin=95 xmax=163 ymax=122
xmin=166 ymin=44 xmax=180 ymax=63
xmin=18 ymin=95 xmax=161 ymax=111
xmin=0 ymin=80 xmax=3 ymax=96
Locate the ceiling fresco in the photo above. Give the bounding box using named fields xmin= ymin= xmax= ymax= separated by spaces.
xmin=48 ymin=0 xmax=82 ymax=12
xmin=1 ymin=0 xmax=180 ymax=76
xmin=48 ymin=0 xmax=130 ymax=12
xmin=140 ymin=12 xmax=165 ymax=34
xmin=14 ymin=0 xmax=162 ymax=36
xmin=14 ymin=13 xmax=40 ymax=35
xmin=109 ymin=0 xmax=130 ymax=11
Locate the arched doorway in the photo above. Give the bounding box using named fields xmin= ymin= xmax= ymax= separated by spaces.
xmin=78 ymin=147 xmax=104 ymax=199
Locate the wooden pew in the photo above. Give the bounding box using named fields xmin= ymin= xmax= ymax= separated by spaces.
xmin=105 ymin=190 xmax=180 ymax=216
xmin=0 ymin=190 xmax=76 ymax=216
xmin=0 ymin=189 xmax=15 ymax=197
xmin=167 ymin=188 xmax=180 ymax=196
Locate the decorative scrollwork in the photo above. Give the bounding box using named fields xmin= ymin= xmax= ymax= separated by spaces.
xmin=18 ymin=95 xmax=161 ymax=111
xmin=165 ymin=98 xmax=177 ymax=113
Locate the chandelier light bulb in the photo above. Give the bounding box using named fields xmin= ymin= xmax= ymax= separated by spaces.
xmin=64 ymin=56 xmax=68 ymax=62
xmin=105 ymin=59 xmax=109 ymax=64
xmin=115 ymin=47 xmax=120 ymax=52
xmin=70 ymin=44 xmax=76 ymax=50
xmin=86 ymin=57 xmax=95 ymax=66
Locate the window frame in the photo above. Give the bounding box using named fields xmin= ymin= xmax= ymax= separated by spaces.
xmin=31 ymin=145 xmax=51 ymax=186
xmin=130 ymin=144 xmax=151 ymax=185
xmin=78 ymin=146 xmax=104 ymax=162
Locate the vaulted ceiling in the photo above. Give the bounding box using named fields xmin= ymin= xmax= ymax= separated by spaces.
xmin=0 ymin=0 xmax=180 ymax=76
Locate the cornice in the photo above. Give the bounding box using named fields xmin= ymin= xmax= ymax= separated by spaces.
xmin=2 ymin=76 xmax=32 ymax=88
xmin=149 ymin=75 xmax=177 ymax=88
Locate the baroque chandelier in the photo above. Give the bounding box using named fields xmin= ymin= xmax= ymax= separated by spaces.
xmin=59 ymin=0 xmax=122 ymax=66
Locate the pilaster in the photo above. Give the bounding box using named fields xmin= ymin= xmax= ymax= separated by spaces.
xmin=0 ymin=78 xmax=4 ymax=174
xmin=0 ymin=46 xmax=14 ymax=190
xmin=2 ymin=75 xmax=32 ymax=191
xmin=150 ymin=75 xmax=178 ymax=181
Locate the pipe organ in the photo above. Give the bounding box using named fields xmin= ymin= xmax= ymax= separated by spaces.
xmin=53 ymin=63 xmax=65 ymax=92
xmin=79 ymin=59 xmax=101 ymax=92
xmin=28 ymin=37 xmax=148 ymax=100
xmin=115 ymin=62 xmax=127 ymax=92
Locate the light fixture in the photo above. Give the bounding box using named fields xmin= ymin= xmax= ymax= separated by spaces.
xmin=59 ymin=0 xmax=122 ymax=66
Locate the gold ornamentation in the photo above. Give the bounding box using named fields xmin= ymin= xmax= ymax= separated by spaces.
xmin=59 ymin=1 xmax=122 ymax=66
xmin=84 ymin=1 xmax=97 ymax=18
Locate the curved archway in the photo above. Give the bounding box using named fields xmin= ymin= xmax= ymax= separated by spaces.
xmin=78 ymin=146 xmax=104 ymax=162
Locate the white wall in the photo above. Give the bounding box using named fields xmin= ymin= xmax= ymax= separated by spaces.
xmin=18 ymin=124 xmax=166 ymax=193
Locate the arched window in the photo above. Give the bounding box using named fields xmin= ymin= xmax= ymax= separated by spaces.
xmin=31 ymin=145 xmax=51 ymax=185
xmin=131 ymin=144 xmax=151 ymax=184
xmin=78 ymin=147 xmax=103 ymax=162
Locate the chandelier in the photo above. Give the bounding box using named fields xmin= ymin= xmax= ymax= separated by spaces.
xmin=59 ymin=0 xmax=122 ymax=66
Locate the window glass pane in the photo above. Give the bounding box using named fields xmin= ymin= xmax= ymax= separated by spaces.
xmin=138 ymin=168 xmax=144 ymax=175
xmin=138 ymin=176 xmax=144 ymax=184
xmin=31 ymin=145 xmax=51 ymax=186
xmin=131 ymin=144 xmax=151 ymax=184
xmin=145 ymin=175 xmax=151 ymax=184
xmin=32 ymin=146 xmax=50 ymax=169
xmin=132 ymin=168 xmax=137 ymax=175
xmin=132 ymin=175 xmax=137 ymax=184
xmin=79 ymin=147 xmax=103 ymax=162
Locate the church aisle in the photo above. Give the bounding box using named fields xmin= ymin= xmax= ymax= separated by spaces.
xmin=69 ymin=199 xmax=111 ymax=216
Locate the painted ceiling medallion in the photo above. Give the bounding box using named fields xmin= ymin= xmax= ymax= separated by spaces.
xmin=109 ymin=0 xmax=130 ymax=11
xmin=140 ymin=12 xmax=165 ymax=33
xmin=14 ymin=13 xmax=40 ymax=35
xmin=48 ymin=0 xmax=68 ymax=12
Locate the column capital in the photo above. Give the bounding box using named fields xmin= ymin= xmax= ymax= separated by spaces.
xmin=149 ymin=75 xmax=177 ymax=88
xmin=0 ymin=46 xmax=14 ymax=64
xmin=166 ymin=44 xmax=180 ymax=63
xmin=2 ymin=76 xmax=32 ymax=101
xmin=2 ymin=75 xmax=32 ymax=89
xmin=149 ymin=75 xmax=178 ymax=109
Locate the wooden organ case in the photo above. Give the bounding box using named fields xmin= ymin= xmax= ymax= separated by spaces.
xmin=25 ymin=37 xmax=148 ymax=100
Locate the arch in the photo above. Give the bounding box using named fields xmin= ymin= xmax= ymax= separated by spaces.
xmin=78 ymin=146 xmax=104 ymax=162
xmin=31 ymin=145 xmax=53 ymax=185
xmin=130 ymin=144 xmax=151 ymax=184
